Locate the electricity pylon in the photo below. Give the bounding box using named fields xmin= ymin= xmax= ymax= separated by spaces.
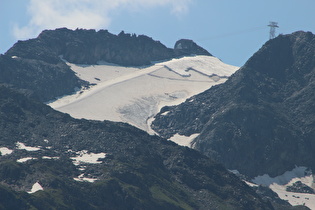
xmin=268 ymin=21 xmax=279 ymax=39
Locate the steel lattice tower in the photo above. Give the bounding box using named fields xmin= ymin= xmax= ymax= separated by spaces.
xmin=268 ymin=21 xmax=279 ymax=39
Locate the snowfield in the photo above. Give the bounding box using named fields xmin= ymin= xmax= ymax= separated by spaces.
xmin=49 ymin=56 xmax=238 ymax=133
xmin=169 ymin=133 xmax=199 ymax=147
xmin=250 ymin=166 xmax=315 ymax=209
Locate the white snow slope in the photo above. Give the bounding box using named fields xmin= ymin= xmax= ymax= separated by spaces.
xmin=49 ymin=56 xmax=238 ymax=133
xmin=250 ymin=166 xmax=315 ymax=209
xmin=28 ymin=182 xmax=43 ymax=194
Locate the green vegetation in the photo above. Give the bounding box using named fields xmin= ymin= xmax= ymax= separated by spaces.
xmin=150 ymin=185 xmax=194 ymax=210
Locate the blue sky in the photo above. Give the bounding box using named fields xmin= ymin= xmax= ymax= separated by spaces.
xmin=1 ymin=0 xmax=314 ymax=66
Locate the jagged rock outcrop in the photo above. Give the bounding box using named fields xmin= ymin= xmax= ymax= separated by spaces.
xmin=152 ymin=31 xmax=315 ymax=178
xmin=6 ymin=28 xmax=211 ymax=66
xmin=174 ymin=39 xmax=212 ymax=57
xmin=286 ymin=181 xmax=315 ymax=194
xmin=0 ymin=85 xmax=275 ymax=209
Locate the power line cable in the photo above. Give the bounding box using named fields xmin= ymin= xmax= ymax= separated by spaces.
xmin=196 ymin=26 xmax=266 ymax=42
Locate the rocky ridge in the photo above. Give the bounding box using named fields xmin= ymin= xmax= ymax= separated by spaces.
xmin=152 ymin=31 xmax=315 ymax=178
xmin=6 ymin=28 xmax=211 ymax=67
xmin=1 ymin=28 xmax=210 ymax=102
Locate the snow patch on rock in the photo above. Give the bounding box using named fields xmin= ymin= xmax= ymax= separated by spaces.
xmin=73 ymin=174 xmax=98 ymax=183
xmin=251 ymin=166 xmax=315 ymax=209
xmin=71 ymin=150 xmax=106 ymax=166
xmin=16 ymin=142 xmax=41 ymax=151
xmin=17 ymin=157 xmax=37 ymax=163
xmin=0 ymin=147 xmax=13 ymax=155
xmin=28 ymin=182 xmax=43 ymax=194
xmin=169 ymin=133 xmax=199 ymax=147
xmin=42 ymin=156 xmax=59 ymax=160
xmin=161 ymin=111 xmax=170 ymax=116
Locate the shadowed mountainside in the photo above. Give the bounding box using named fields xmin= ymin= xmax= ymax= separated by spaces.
xmin=152 ymin=31 xmax=315 ymax=178
xmin=0 ymin=85 xmax=278 ymax=209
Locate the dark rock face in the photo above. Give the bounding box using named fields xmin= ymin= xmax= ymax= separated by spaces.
xmin=0 ymin=85 xmax=273 ymax=209
xmin=0 ymin=55 xmax=87 ymax=102
xmin=6 ymin=28 xmax=211 ymax=66
xmin=174 ymin=39 xmax=212 ymax=57
xmin=152 ymin=31 xmax=315 ymax=178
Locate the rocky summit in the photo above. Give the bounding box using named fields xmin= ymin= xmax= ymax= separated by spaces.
xmin=1 ymin=28 xmax=210 ymax=103
xmin=174 ymin=39 xmax=212 ymax=57
xmin=152 ymin=31 xmax=315 ymax=178
xmin=5 ymin=28 xmax=211 ymax=66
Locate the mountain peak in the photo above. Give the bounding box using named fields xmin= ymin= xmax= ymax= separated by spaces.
xmin=2 ymin=28 xmax=215 ymax=102
xmin=152 ymin=31 xmax=315 ymax=178
xmin=6 ymin=28 xmax=212 ymax=67
xmin=243 ymin=31 xmax=315 ymax=77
